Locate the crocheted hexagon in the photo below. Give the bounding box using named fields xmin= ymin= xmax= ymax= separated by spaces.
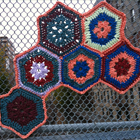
xmin=14 ymin=46 xmax=61 ymax=97
xmin=101 ymin=40 xmax=140 ymax=94
xmin=62 ymin=46 xmax=102 ymax=94
xmin=0 ymin=86 xmax=47 ymax=139
xmin=37 ymin=1 xmax=83 ymax=56
xmin=83 ymin=1 xmax=126 ymax=52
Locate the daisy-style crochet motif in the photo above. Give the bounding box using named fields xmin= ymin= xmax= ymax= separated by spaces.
xmin=0 ymin=86 xmax=47 ymax=139
xmin=83 ymin=1 xmax=126 ymax=52
xmin=101 ymin=40 xmax=140 ymax=94
xmin=37 ymin=2 xmax=83 ymax=56
xmin=62 ymin=46 xmax=102 ymax=94
xmin=14 ymin=46 xmax=61 ymax=97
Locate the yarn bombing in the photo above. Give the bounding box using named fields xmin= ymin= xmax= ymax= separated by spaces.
xmin=38 ymin=2 xmax=83 ymax=56
xmin=0 ymin=86 xmax=47 ymax=139
xmin=62 ymin=46 xmax=102 ymax=93
xmin=0 ymin=1 xmax=140 ymax=139
xmin=15 ymin=46 xmax=61 ymax=97
xmin=101 ymin=40 xmax=140 ymax=94
xmin=83 ymin=1 xmax=126 ymax=52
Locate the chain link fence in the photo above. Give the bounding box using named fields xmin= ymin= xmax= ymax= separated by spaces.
xmin=0 ymin=0 xmax=140 ymax=139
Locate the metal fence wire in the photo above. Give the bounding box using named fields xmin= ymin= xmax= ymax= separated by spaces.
xmin=0 ymin=0 xmax=140 ymax=139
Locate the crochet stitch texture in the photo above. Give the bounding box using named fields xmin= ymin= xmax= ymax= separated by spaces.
xmin=38 ymin=2 xmax=83 ymax=56
xmin=101 ymin=40 xmax=140 ymax=94
xmin=62 ymin=46 xmax=102 ymax=93
xmin=83 ymin=2 xmax=126 ymax=52
xmin=0 ymin=86 xmax=47 ymax=138
xmin=0 ymin=1 xmax=140 ymax=139
xmin=15 ymin=46 xmax=61 ymax=97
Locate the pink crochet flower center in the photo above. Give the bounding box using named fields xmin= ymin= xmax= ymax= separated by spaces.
xmin=109 ymin=52 xmax=136 ymax=83
xmin=68 ymin=54 xmax=94 ymax=84
xmin=93 ymin=21 xmax=111 ymax=39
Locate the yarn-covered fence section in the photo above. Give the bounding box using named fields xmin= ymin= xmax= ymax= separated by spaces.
xmin=0 ymin=0 xmax=140 ymax=140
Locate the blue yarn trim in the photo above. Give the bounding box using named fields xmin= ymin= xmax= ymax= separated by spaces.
xmin=0 ymin=88 xmax=44 ymax=135
xmin=62 ymin=46 xmax=102 ymax=91
xmin=89 ymin=13 xmax=116 ymax=45
xmin=104 ymin=45 xmax=140 ymax=89
xmin=19 ymin=49 xmax=59 ymax=93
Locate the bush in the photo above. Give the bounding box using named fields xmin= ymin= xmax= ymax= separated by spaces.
xmin=0 ymin=43 xmax=13 ymax=95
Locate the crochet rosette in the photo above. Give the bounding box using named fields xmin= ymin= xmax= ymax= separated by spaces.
xmin=0 ymin=86 xmax=47 ymax=139
xmin=0 ymin=1 xmax=140 ymax=139
xmin=38 ymin=2 xmax=83 ymax=56
xmin=14 ymin=46 xmax=61 ymax=97
xmin=62 ymin=46 xmax=102 ymax=94
xmin=101 ymin=40 xmax=140 ymax=94
xmin=83 ymin=2 xmax=126 ymax=52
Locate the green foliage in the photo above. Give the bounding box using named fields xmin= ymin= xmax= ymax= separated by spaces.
xmin=0 ymin=75 xmax=11 ymax=94
xmin=0 ymin=43 xmax=12 ymax=95
xmin=53 ymin=87 xmax=77 ymax=113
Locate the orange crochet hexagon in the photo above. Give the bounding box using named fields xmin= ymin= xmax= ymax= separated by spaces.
xmin=61 ymin=45 xmax=102 ymax=94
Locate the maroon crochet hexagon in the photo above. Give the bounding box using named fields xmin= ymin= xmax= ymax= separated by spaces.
xmin=7 ymin=95 xmax=37 ymax=126
xmin=114 ymin=58 xmax=131 ymax=76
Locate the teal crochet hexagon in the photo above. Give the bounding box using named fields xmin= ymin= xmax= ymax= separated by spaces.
xmin=0 ymin=87 xmax=47 ymax=138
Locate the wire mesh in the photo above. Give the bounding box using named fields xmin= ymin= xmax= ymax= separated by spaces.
xmin=0 ymin=0 xmax=140 ymax=139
